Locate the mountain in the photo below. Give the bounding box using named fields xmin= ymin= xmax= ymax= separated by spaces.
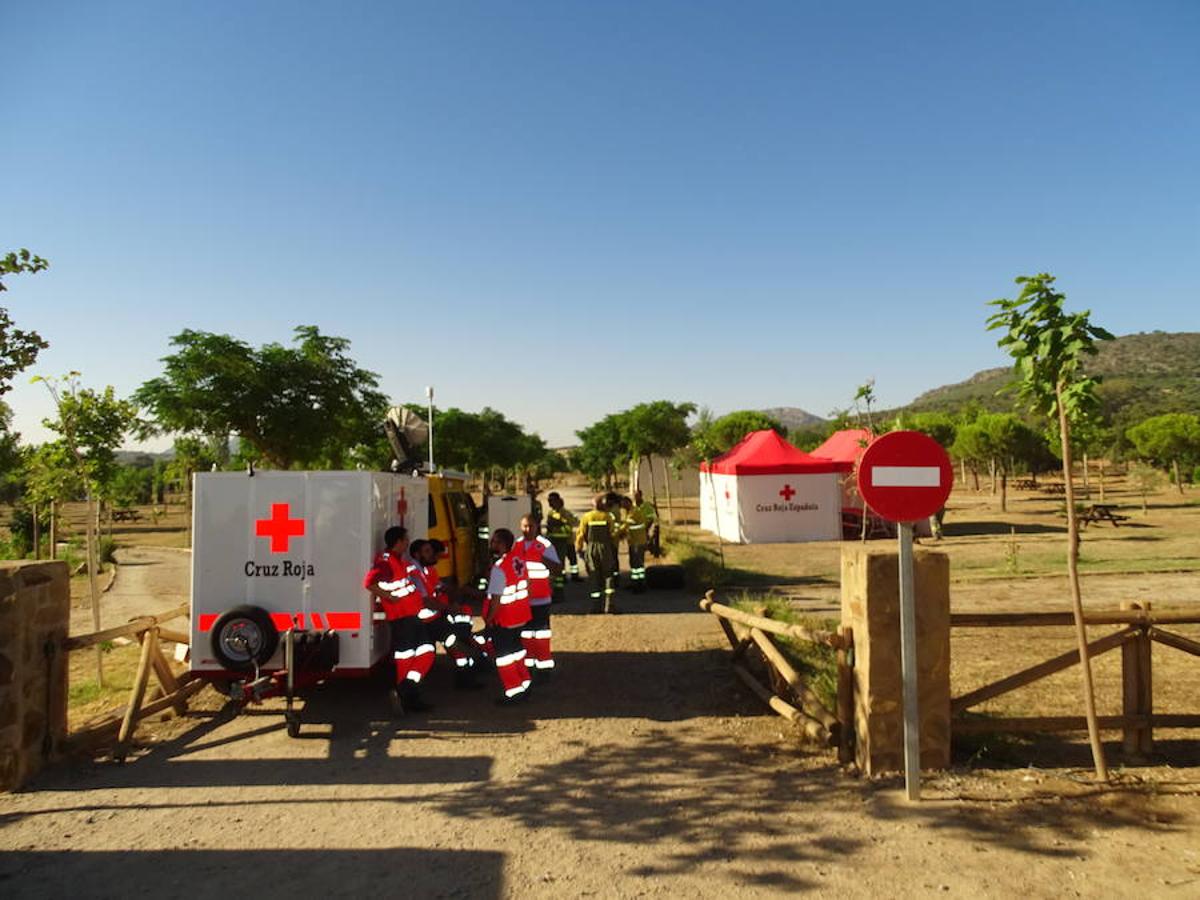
xmin=759 ymin=407 xmax=827 ymax=431
xmin=901 ymin=331 xmax=1200 ymax=427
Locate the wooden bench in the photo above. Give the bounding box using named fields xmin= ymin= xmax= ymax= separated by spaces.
xmin=1080 ymin=504 xmax=1130 ymax=528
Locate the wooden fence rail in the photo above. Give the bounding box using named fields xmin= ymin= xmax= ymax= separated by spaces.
xmin=700 ymin=591 xmax=854 ymax=763
xmin=62 ymin=603 xmax=202 ymax=761
xmin=952 ymin=601 xmax=1200 ymax=755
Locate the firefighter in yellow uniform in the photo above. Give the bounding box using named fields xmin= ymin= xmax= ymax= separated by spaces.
xmin=633 ymin=489 xmax=659 ymax=557
xmin=620 ymin=496 xmax=650 ymax=593
xmin=544 ymin=492 xmax=580 ymax=601
xmin=576 ymin=493 xmax=618 ymax=614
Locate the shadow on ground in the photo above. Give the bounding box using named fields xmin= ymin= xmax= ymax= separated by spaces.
xmin=0 ymin=849 xmax=504 ymax=899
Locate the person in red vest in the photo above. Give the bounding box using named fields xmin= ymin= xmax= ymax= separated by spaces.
xmin=513 ymin=514 xmax=562 ymax=681
xmin=413 ymin=538 xmax=482 ymax=690
xmin=485 ymin=527 xmax=533 ymax=705
xmin=362 ymin=526 xmax=435 ymax=714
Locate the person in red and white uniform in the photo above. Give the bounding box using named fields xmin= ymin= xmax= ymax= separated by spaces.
xmin=413 ymin=539 xmax=482 ymax=690
xmin=362 ymin=526 xmax=435 ymax=714
xmin=485 ymin=527 xmax=533 ymax=705
xmin=513 ymin=514 xmax=562 ymax=681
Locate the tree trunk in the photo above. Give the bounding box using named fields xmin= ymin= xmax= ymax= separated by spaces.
xmin=1000 ymin=471 xmax=1008 ymax=513
xmin=1173 ymin=458 xmax=1184 ymax=495
xmin=1081 ymin=452 xmax=1090 ymax=499
xmin=1056 ymin=381 xmax=1108 ymax=782
xmin=989 ymin=458 xmax=997 ymax=495
xmin=1098 ymin=460 xmax=1106 ymax=503
xmin=32 ymin=502 xmax=40 ymax=559
xmin=646 ymin=454 xmax=658 ymax=505
xmin=960 ymin=458 xmax=967 ymax=487
xmin=660 ymin=456 xmax=674 ymax=525
xmin=85 ymin=491 xmax=104 ymax=687
xmin=186 ymin=471 xmax=193 ymax=549
xmin=971 ymin=465 xmax=980 ymax=492
xmin=49 ymin=500 xmax=57 ymax=560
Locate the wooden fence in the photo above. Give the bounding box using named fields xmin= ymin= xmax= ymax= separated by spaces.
xmin=699 ymin=591 xmax=855 ymax=764
xmin=63 ymin=602 xmax=205 ymax=761
xmin=950 ymin=602 xmax=1200 ymax=753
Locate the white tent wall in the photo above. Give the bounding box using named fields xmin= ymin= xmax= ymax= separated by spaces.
xmin=699 ymin=471 xmax=740 ymax=540
xmin=735 ymin=473 xmax=842 ymax=543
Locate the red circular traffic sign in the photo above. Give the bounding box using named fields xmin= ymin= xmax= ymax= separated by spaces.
xmin=856 ymin=431 xmax=953 ymax=523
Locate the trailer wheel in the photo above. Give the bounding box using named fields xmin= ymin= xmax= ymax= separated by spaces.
xmin=285 ymin=711 xmax=301 ymax=738
xmin=211 ymin=605 xmax=279 ymax=671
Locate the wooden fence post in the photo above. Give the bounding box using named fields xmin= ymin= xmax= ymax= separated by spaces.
xmin=1121 ymin=601 xmax=1153 ymax=758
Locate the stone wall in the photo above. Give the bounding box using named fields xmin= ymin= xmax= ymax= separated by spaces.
xmin=0 ymin=560 xmax=70 ymax=792
xmin=840 ymin=545 xmax=951 ymax=776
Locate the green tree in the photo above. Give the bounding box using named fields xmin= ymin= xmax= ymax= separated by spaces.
xmin=34 ymin=374 xmax=139 ymax=685
xmin=693 ymin=410 xmax=784 ymax=458
xmin=987 ymin=272 xmax=1115 ymax=781
xmin=572 ymin=414 xmax=629 ymax=489
xmin=0 ymin=249 xmax=50 ymax=395
xmin=136 ymin=326 xmax=387 ymax=470
xmin=619 ymin=400 xmax=696 ymax=513
xmin=1126 ymin=413 xmax=1200 ymax=495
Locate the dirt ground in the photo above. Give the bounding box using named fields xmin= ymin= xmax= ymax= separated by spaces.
xmin=3 ymin=482 xmax=1200 ymax=897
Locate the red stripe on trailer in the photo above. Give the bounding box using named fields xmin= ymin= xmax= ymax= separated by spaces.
xmin=326 ymin=611 xmax=361 ymax=629
xmin=271 ymin=612 xmax=295 ymax=631
xmin=198 ymin=614 xmax=218 ymax=632
xmin=325 ymin=612 xmax=361 ymax=630
xmin=310 ymin=612 xmax=324 ymax=630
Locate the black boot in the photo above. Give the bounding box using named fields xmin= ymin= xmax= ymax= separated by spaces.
xmin=401 ymin=683 xmax=433 ymax=712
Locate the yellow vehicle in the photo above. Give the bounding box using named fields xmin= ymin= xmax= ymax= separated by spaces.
xmin=426 ymin=471 xmax=481 ymax=586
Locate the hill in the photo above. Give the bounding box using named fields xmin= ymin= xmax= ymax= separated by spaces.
xmin=759 ymin=407 xmax=827 ymax=431
xmin=901 ymin=331 xmax=1200 ymax=428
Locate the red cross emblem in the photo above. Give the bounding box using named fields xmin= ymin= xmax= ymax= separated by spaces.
xmin=779 ymin=484 xmax=796 ymax=502
xmin=396 ymin=487 xmax=408 ymax=518
xmin=255 ymin=503 xmax=305 ymax=554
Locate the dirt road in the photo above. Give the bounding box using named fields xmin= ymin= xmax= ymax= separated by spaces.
xmin=6 ymin=558 xmax=1200 ymax=897
xmin=69 ymin=547 xmax=190 ymax=635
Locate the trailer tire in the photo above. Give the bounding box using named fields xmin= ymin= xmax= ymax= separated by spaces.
xmin=211 ymin=605 xmax=279 ymax=671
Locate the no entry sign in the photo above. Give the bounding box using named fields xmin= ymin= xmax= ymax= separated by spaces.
xmin=856 ymin=431 xmax=953 ymax=523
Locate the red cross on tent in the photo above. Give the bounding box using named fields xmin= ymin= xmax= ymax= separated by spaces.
xmin=779 ymin=484 xmax=796 ymax=502
xmin=396 ymin=486 xmax=408 ymax=518
xmin=256 ymin=503 xmax=305 ymax=554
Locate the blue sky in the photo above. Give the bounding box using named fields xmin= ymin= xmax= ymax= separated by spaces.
xmin=3 ymin=0 xmax=1198 ymax=449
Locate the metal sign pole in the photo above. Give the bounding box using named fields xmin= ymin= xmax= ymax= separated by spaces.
xmin=897 ymin=520 xmax=921 ymax=801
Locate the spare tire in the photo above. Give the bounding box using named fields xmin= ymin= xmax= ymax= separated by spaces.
xmin=211 ymin=605 xmax=279 ymax=671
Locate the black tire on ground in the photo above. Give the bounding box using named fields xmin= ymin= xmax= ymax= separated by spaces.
xmin=645 ymin=564 xmax=685 ymax=590
xmin=210 ymin=604 xmax=279 ymax=671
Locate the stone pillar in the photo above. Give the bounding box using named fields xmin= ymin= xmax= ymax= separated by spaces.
xmin=0 ymin=560 xmax=70 ymax=792
xmin=840 ymin=545 xmax=950 ymax=775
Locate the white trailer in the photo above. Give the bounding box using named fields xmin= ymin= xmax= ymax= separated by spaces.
xmin=189 ymin=470 xmax=427 ymax=729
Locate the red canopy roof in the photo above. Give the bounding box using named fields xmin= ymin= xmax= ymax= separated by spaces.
xmin=700 ymin=429 xmax=843 ymax=475
xmin=809 ymin=429 xmax=872 ymax=470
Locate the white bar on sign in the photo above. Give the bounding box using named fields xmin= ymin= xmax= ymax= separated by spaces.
xmin=872 ymin=466 xmax=941 ymax=488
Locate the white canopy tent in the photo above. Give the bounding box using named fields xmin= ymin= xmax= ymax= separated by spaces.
xmin=699 ymin=430 xmax=846 ymax=544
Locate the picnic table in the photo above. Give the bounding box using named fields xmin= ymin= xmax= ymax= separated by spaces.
xmin=1014 ymin=478 xmax=1039 ymax=491
xmin=111 ymin=508 xmax=142 ymax=523
xmin=1080 ymin=503 xmax=1130 ymax=528
xmin=1040 ymin=483 xmax=1067 ymax=495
